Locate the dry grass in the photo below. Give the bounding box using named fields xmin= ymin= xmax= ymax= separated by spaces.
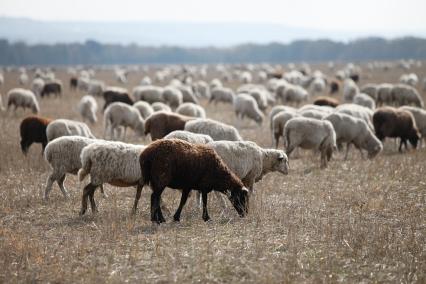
xmin=0 ymin=63 xmax=425 ymax=283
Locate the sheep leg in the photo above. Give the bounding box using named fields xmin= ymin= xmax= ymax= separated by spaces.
xmin=173 ymin=189 xmax=191 ymax=222
xmin=44 ymin=174 xmax=56 ymax=201
xmin=57 ymin=174 xmax=70 ymax=199
xmin=88 ymin=185 xmax=98 ymax=213
xmin=132 ymin=184 xmax=143 ymax=215
xmin=320 ymin=151 xmax=327 ymax=169
xmin=150 ymin=187 xmax=166 ymax=224
xmin=274 ymin=133 xmax=280 ymax=149
xmin=122 ymin=127 xmax=127 ymax=141
xmin=100 ymin=184 xmax=108 ymax=198
xmin=344 ymin=143 xmax=351 ymax=160
xmin=202 ymin=192 xmax=210 ymax=222
xmin=80 ymin=183 xmax=96 ymax=215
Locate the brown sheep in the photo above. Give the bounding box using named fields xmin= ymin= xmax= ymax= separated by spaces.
xmin=373 ymin=107 xmax=420 ymax=152
xmin=313 ymin=96 xmax=339 ymax=108
xmin=144 ymin=111 xmax=195 ymax=141
xmin=102 ymin=87 xmax=133 ymax=111
xmin=139 ymin=139 xmax=249 ymax=223
xmin=20 ymin=116 xmax=52 ymax=154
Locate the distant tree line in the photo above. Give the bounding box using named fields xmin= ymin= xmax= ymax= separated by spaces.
xmin=0 ymin=37 xmax=425 ymax=65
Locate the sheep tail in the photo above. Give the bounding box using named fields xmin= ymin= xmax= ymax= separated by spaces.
xmin=139 ymin=152 xmax=152 ymax=187
xmin=78 ymin=154 xmax=91 ymax=182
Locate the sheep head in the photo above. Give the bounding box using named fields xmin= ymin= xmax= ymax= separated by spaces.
xmin=228 ymin=187 xmax=249 ymax=217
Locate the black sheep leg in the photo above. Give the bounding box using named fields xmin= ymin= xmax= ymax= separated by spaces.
xmin=173 ymin=189 xmax=191 ymax=222
xmin=202 ymin=192 xmax=210 ymax=222
xmin=88 ymin=185 xmax=98 ymax=213
xmin=151 ymin=187 xmax=166 ymax=224
xmin=132 ymin=184 xmax=143 ymax=215
xmin=80 ymin=183 xmax=96 ymax=215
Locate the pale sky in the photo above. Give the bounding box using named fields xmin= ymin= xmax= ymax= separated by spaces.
xmin=1 ymin=0 xmax=425 ymax=32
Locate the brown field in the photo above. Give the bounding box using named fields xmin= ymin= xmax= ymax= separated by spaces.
xmin=0 ymin=63 xmax=425 ymax=283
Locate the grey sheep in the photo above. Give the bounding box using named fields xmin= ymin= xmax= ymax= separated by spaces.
xmin=46 ymin=119 xmax=95 ymax=142
xmin=164 ymin=130 xmax=213 ymax=144
xmin=233 ymin=93 xmax=264 ymax=125
xmin=6 ymin=88 xmax=39 ymax=114
xmin=176 ymin=102 xmax=206 ymax=118
xmin=185 ymin=118 xmax=243 ymax=141
xmin=104 ymin=102 xmax=145 ymax=141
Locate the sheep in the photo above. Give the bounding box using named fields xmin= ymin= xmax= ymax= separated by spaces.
xmin=46 ymin=119 xmax=95 ymax=142
xmin=7 ymin=88 xmax=39 ymax=114
xmin=19 ymin=72 xmax=29 ymax=85
xmin=298 ymin=108 xmax=329 ymax=120
xmin=240 ymin=71 xmax=252 ymax=83
xmin=376 ymin=84 xmax=394 ymax=106
xmin=78 ymin=141 xmax=146 ymax=215
xmin=0 ymin=95 xmax=4 ymax=111
xmin=177 ymin=85 xmax=199 ymax=104
xmin=193 ymin=80 xmax=210 ymax=99
xmin=400 ymin=73 xmax=418 ymax=87
xmin=353 ymin=93 xmax=376 ymax=110
xmin=87 ymin=80 xmax=105 ymax=97
xmin=102 ymin=87 xmax=132 ymax=111
xmin=313 ymin=96 xmax=339 ymax=108
xmin=268 ymin=105 xmax=297 ymax=131
xmin=360 ymin=84 xmax=378 ymax=101
xmin=247 ymin=88 xmax=269 ymax=110
xmin=343 ymin=78 xmax=359 ymax=102
xmin=176 ymin=102 xmax=206 ymax=118
xmin=329 ymin=79 xmax=340 ymax=95
xmin=391 ymin=84 xmax=424 ymax=108
xmin=282 ymin=84 xmax=309 ymax=105
xmin=103 ymin=102 xmax=145 ymax=141
xmin=284 ymin=117 xmax=337 ymax=168
xmin=140 ymin=76 xmax=152 ymax=86
xmin=77 ymin=95 xmax=98 ymax=124
xmin=70 ymin=77 xmax=78 ymax=91
xmin=335 ymin=104 xmax=374 ymax=130
xmin=133 ymin=101 xmax=154 ymax=119
xmin=324 ymin=112 xmax=383 ymax=159
xmin=145 ymin=111 xmax=195 ymax=141
xmin=19 ymin=116 xmax=52 ymax=154
xmin=233 ymin=93 xmax=264 ymax=125
xmin=139 ymin=139 xmax=249 ymax=223
xmin=271 ymin=110 xmax=298 ymax=148
xmin=208 ymin=141 xmax=289 ymax=192
xmin=373 ymin=107 xmax=420 ymax=152
xmin=209 ymin=87 xmax=235 ymax=105
xmin=162 ymin=86 xmax=183 ymax=109
xmin=43 ymin=136 xmax=106 ymax=200
xmin=31 ymin=78 xmax=45 ymax=97
xmin=152 ymin=102 xmax=172 ymax=113
xmin=399 ymin=106 xmax=426 ymax=145
xmin=185 ymin=119 xmax=243 ymax=141
xmin=164 ymin=130 xmax=213 ymax=144
xmin=41 ymin=81 xmax=62 ymax=97
xmin=310 ymin=77 xmax=326 ymax=95
xmin=210 ymin=78 xmax=223 ymax=90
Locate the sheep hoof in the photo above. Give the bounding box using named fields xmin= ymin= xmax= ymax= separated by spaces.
xmin=173 ymin=215 xmax=181 ymax=222
xmin=79 ymin=209 xmax=86 ymax=216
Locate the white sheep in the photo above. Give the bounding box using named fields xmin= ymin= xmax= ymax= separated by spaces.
xmin=269 ymin=105 xmax=297 ymax=131
xmin=78 ymin=141 xmax=146 ymax=215
xmin=6 ymin=88 xmax=39 ymax=114
xmin=360 ymin=83 xmax=378 ymax=101
xmin=282 ymin=84 xmax=309 ymax=105
xmin=47 ymin=119 xmax=96 ymax=142
xmin=162 ymin=86 xmax=183 ymax=109
xmin=185 ymin=118 xmax=243 ymax=141
xmin=233 ymin=93 xmax=264 ymax=125
xmin=353 ymin=93 xmax=376 ymax=110
xmin=376 ymin=83 xmax=394 ymax=106
xmin=152 ymin=102 xmax=172 ymax=113
xmin=391 ymin=84 xmax=424 ymax=108
xmin=104 ymin=102 xmax=145 ymax=141
xmin=240 ymin=71 xmax=253 ymax=83
xmin=133 ymin=101 xmax=154 ymax=119
xmin=284 ymin=117 xmax=337 ymax=168
xmin=176 ymin=102 xmax=206 ymax=118
xmin=140 ymin=76 xmax=152 ymax=86
xmin=335 ymin=104 xmax=374 ymax=130
xmin=87 ymin=80 xmax=105 ymax=97
xmin=324 ymin=112 xmax=382 ymax=159
xmin=31 ymin=78 xmax=45 ymax=97
xmin=19 ymin=72 xmax=29 ymax=85
xmin=133 ymin=85 xmax=164 ymax=103
xmin=343 ymin=78 xmax=359 ymax=102
xmin=77 ymin=95 xmax=98 ymax=124
xmin=399 ymin=106 xmax=426 ymax=145
xmin=43 ymin=136 xmax=106 ymax=200
xmin=164 ymin=130 xmax=213 ymax=144
xmin=177 ymin=85 xmax=199 ymax=104
xmin=271 ymin=109 xmax=299 ymax=148
xmin=210 ymin=78 xmax=223 ymax=90
xmin=209 ymin=87 xmax=235 ymax=105
xmin=193 ymin=80 xmax=210 ymax=99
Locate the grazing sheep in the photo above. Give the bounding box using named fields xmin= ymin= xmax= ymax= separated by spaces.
xmin=44 ymin=136 xmax=106 ymax=200
xmin=145 ymin=111 xmax=194 ymax=140
xmin=335 ymin=104 xmax=374 ymax=130
xmin=46 ymin=119 xmax=95 ymax=142
xmin=193 ymin=80 xmax=210 ymax=99
xmin=376 ymin=84 xmax=393 ymax=106
xmin=399 ymin=106 xmax=426 ymax=145
xmin=152 ymin=102 xmax=172 ymax=113
xmin=103 ymin=87 xmax=132 ymax=111
xmin=177 ymin=85 xmax=199 ymax=104
xmin=360 ymin=84 xmax=378 ymax=101
xmin=78 ymin=141 xmax=146 ymax=215
xmin=269 ymin=105 xmax=297 ymax=131
xmin=324 ymin=112 xmax=383 ymax=159
xmin=133 ymin=101 xmax=154 ymax=119
xmin=31 ymin=78 xmax=45 ymax=97
xmin=162 ymin=86 xmax=183 ymax=109
xmin=343 ymin=78 xmax=359 ymax=102
xmin=233 ymin=93 xmax=264 ymax=125
xmin=41 ymin=81 xmax=62 ymax=97
xmin=139 ymin=139 xmax=249 ymax=223
xmin=272 ymin=110 xmax=299 ymax=148
xmin=208 ymin=141 xmax=289 ymax=192
xmin=176 ymin=102 xmax=206 ymax=118
xmin=391 ymin=84 xmax=424 ymax=108
xmin=77 ymin=95 xmax=98 ymax=124
xmin=87 ymin=80 xmax=105 ymax=97
xmin=185 ymin=119 xmax=243 ymax=141
xmin=373 ymin=107 xmax=420 ymax=152
xmin=164 ymin=130 xmax=213 ymax=144
xmin=282 ymin=85 xmax=309 ymax=105
xmin=284 ymin=117 xmax=337 ymax=168
xmin=313 ymin=96 xmax=339 ymax=108
xmin=7 ymin=88 xmax=39 ymax=114
xmin=209 ymin=87 xmax=235 ymax=105
xmin=104 ymin=102 xmax=145 ymax=141
xmin=19 ymin=116 xmax=52 ymax=154
xmin=353 ymin=93 xmax=376 ymax=110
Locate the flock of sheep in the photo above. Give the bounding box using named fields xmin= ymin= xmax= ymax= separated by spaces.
xmin=1 ymin=59 xmax=425 ymax=224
